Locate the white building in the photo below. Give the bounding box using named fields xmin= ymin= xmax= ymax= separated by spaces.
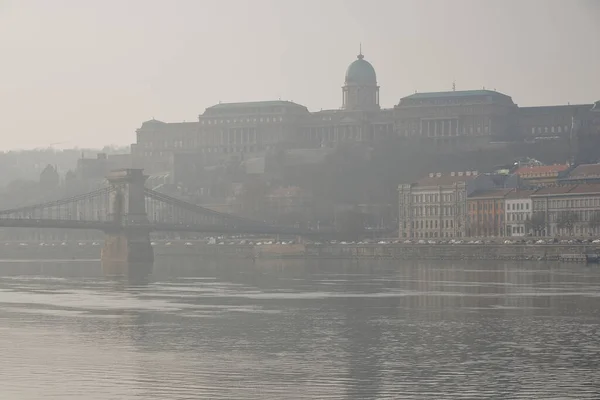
xmin=531 ymin=184 xmax=600 ymax=237
xmin=505 ymin=190 xmax=535 ymax=236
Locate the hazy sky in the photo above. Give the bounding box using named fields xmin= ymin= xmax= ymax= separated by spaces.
xmin=1 ymin=0 xmax=599 ymax=150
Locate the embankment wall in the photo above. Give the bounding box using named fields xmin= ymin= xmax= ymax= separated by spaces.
xmin=1 ymin=241 xmax=598 ymax=262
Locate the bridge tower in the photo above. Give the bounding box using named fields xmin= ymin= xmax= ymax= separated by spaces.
xmin=101 ymin=169 xmax=154 ymax=279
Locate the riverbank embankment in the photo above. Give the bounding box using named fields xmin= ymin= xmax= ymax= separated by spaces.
xmin=1 ymin=241 xmax=599 ymax=263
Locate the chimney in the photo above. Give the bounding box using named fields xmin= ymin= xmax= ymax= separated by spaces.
xmin=436 ymin=172 xmax=442 ymax=177
xmin=451 ymin=172 xmax=455 ymax=176
xmin=429 ymin=173 xmax=434 ymax=178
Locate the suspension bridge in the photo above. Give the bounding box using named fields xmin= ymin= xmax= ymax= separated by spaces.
xmin=0 ymin=169 xmax=320 ymax=277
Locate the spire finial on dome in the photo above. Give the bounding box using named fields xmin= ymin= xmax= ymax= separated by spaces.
xmin=357 ymin=43 xmax=364 ymax=60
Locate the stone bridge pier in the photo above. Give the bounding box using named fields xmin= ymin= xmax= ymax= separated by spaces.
xmin=101 ymin=169 xmax=153 ymax=279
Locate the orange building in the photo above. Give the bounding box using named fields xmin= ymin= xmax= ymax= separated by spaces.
xmin=467 ymin=189 xmax=515 ymax=237
xmin=513 ymin=164 xmax=570 ymax=187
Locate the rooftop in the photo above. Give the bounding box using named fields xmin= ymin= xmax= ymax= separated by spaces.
xmin=401 ymin=89 xmax=511 ymax=100
xmin=514 ymin=164 xmax=570 ymax=176
xmin=505 ymin=189 xmax=538 ymax=199
xmin=468 ymin=188 xmax=515 ymax=199
xmin=204 ymin=100 xmax=308 ymax=112
xmin=567 ymin=183 xmax=600 ymax=195
xmin=415 ymin=172 xmax=480 ymax=187
xmin=527 ymin=184 xmax=600 ymax=196
xmin=564 ymin=163 xmax=600 ymax=179
xmin=141 ymin=118 xmax=166 ymax=126
xmin=518 ymin=104 xmax=593 ymax=113
xmin=345 ymin=52 xmax=377 ymax=85
xmin=531 ymin=185 xmax=576 ymax=195
xmin=139 ymin=119 xmax=198 ymax=131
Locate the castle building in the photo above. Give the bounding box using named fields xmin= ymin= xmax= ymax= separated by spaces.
xmin=394 ymin=90 xmax=518 ymax=149
xmin=342 ymin=48 xmax=380 ymax=111
xmin=131 ymin=47 xmax=599 ymax=178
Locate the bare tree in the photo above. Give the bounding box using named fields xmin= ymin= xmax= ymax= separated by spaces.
xmin=556 ymin=211 xmax=579 ymax=236
xmin=524 ymin=216 xmax=532 ymax=236
xmin=530 ymin=212 xmax=546 ymax=236
xmin=588 ymin=211 xmax=600 ymax=235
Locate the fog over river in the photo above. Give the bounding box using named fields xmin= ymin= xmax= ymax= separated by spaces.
xmin=1 ymin=258 xmax=599 ymax=399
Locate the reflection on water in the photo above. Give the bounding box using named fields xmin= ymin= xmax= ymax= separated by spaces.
xmin=1 ymin=258 xmax=600 ymax=399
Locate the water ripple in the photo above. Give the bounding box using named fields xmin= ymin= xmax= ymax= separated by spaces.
xmin=1 ymin=259 xmax=600 ymax=399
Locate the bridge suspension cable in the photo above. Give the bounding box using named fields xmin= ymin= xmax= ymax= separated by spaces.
xmin=0 ymin=186 xmax=114 ymax=220
xmin=144 ymin=188 xmax=267 ymax=227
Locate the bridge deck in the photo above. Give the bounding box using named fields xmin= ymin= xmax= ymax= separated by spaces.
xmin=0 ymin=218 xmax=326 ymax=235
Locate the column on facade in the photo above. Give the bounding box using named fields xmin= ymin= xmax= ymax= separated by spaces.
xmin=438 ymin=188 xmax=443 ymax=238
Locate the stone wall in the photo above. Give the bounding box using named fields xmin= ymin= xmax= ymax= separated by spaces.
xmin=1 ymin=241 xmax=598 ymax=263
xmin=305 ymin=244 xmax=599 ymax=262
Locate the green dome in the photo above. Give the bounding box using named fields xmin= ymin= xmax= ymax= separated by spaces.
xmin=345 ymin=53 xmax=377 ymax=85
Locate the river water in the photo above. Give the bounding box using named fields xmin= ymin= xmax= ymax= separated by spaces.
xmin=1 ymin=258 xmax=600 ymax=399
